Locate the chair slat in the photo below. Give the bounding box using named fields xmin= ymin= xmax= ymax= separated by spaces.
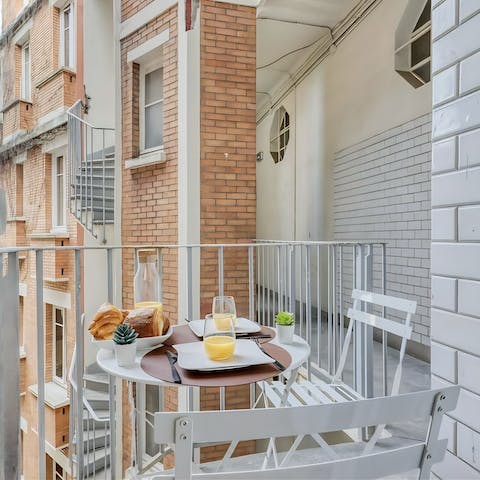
xmin=290 ymin=384 xmax=321 ymax=406
xmin=309 ymin=380 xmax=348 ymax=403
xmin=352 ymin=289 xmax=417 ymax=314
xmin=190 ymin=443 xmax=432 ymax=480
xmin=262 ymin=382 xmax=284 ymax=408
xmin=301 ymin=383 xmax=334 ymax=405
xmin=154 ymin=387 xmax=459 ymax=445
xmin=347 ymin=308 xmax=413 ymax=339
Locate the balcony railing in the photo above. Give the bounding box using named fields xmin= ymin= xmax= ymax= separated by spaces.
xmin=0 ymin=241 xmax=386 ymax=479
xmin=67 ymin=101 xmax=115 ymax=243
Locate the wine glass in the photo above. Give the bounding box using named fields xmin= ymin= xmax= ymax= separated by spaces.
xmin=203 ymin=313 xmax=236 ymax=360
xmin=212 ymin=296 xmax=237 ymax=326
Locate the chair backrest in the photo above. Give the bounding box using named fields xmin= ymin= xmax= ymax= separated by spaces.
xmin=154 ymin=386 xmax=459 ymax=480
xmin=333 ymin=289 xmax=417 ymax=394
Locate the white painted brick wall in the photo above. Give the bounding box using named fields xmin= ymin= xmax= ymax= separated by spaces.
xmin=431 ymin=276 xmax=457 ymax=310
xmin=432 ymin=1 xmax=480 ymax=476
xmin=333 ymin=114 xmax=432 ymax=345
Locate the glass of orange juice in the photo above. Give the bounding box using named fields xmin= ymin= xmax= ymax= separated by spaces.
xmin=212 ymin=296 xmax=237 ymax=326
xmin=204 ymin=313 xmax=236 ymax=361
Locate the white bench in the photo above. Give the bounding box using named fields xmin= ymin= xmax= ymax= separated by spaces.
xmin=152 ymin=386 xmax=459 ymax=480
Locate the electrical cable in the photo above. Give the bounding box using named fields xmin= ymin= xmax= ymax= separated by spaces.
xmin=256 ymin=36 xmax=328 ymax=71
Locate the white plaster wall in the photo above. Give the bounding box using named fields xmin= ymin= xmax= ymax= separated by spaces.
xmin=84 ymin=0 xmax=115 ymax=128
xmin=256 ymin=0 xmax=432 ymax=243
xmin=256 ymin=92 xmax=296 ymax=241
xmin=82 ymin=1 xmax=117 ymax=364
xmin=256 ymin=0 xmax=433 ymax=345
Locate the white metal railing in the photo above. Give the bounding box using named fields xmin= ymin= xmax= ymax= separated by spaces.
xmin=67 ymin=101 xmax=115 ymax=242
xmin=0 ymin=241 xmax=386 ymax=479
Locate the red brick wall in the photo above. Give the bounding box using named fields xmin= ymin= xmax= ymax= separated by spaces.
xmin=120 ymin=4 xmax=179 ymax=473
xmin=121 ymin=5 xmax=178 ymax=317
xmin=198 ymin=0 xmax=257 ymax=463
xmin=0 ymin=3 xmax=82 ymax=477
xmin=199 ymin=0 xmax=257 ymax=317
xmin=121 ymin=0 xmax=157 ymax=21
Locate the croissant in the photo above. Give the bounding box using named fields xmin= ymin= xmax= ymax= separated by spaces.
xmin=88 ymin=303 xmax=124 ymax=340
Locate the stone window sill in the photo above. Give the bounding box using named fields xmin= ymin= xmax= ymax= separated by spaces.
xmin=125 ymin=147 xmax=166 ymax=169
xmin=28 ymin=381 xmax=69 ymax=409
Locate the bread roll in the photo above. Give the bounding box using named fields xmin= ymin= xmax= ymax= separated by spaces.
xmin=124 ymin=307 xmax=167 ymax=337
xmin=89 ymin=303 xmax=124 ymax=340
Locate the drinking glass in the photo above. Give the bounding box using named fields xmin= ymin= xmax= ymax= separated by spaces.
xmin=203 ymin=313 xmax=236 ymax=361
xmin=212 ymin=295 xmax=237 ymax=326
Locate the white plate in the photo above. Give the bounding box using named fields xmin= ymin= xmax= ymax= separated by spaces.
xmin=173 ymin=339 xmax=274 ymax=371
xmin=188 ymin=317 xmax=261 ymax=337
xmin=91 ymin=326 xmax=173 ymax=351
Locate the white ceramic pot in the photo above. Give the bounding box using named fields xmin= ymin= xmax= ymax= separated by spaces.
xmin=114 ymin=342 xmax=137 ymax=367
xmin=276 ymin=324 xmax=295 ymax=345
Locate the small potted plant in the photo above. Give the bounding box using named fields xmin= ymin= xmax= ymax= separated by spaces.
xmin=275 ymin=311 xmax=295 ymax=344
xmin=113 ymin=323 xmax=138 ymax=367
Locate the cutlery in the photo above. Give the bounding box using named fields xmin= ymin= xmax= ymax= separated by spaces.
xmin=165 ymin=350 xmax=182 ymax=384
xmin=236 ymin=334 xmax=273 ymax=339
xmin=253 ymin=339 xmax=286 ymax=372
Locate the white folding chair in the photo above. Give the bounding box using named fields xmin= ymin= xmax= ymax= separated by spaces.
xmin=257 ymin=289 xmax=417 ymax=459
xmin=150 ymin=386 xmax=459 ymax=480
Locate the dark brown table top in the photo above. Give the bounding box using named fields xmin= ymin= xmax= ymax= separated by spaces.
xmin=140 ymin=324 xmax=292 ymax=387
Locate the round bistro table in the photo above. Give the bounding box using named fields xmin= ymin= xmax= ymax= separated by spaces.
xmin=97 ymin=324 xmax=310 ymax=386
xmin=96 ymin=324 xmax=310 ymax=476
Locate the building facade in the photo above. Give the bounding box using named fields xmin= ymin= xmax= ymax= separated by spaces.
xmin=0 ymin=1 xmax=81 ymax=478
xmin=0 ymin=0 xmax=115 ymax=478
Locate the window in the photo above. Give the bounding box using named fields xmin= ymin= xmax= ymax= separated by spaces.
xmin=53 ymin=306 xmax=66 ymax=384
xmin=395 ymin=0 xmax=431 ymax=88
xmin=53 ymin=461 xmax=65 ymax=480
xmin=52 ymin=155 xmax=66 ymax=229
xmin=60 ymin=3 xmax=75 ymax=69
xmin=21 ymin=42 xmax=31 ymax=99
xmin=270 ymin=106 xmax=290 ymax=164
xmin=140 ymin=64 xmax=164 ymax=152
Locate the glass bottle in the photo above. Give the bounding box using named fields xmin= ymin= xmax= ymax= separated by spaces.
xmin=134 ymin=249 xmax=162 ymax=315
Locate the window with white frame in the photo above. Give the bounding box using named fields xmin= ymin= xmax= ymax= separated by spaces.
xmin=60 ymin=3 xmax=75 ymax=69
xmin=52 ymin=155 xmax=66 ymax=229
xmin=140 ymin=63 xmax=164 ymax=152
xmin=21 ymin=42 xmax=31 ymax=100
xmin=269 ymin=106 xmax=290 ymax=164
xmin=53 ymin=306 xmax=66 ymax=384
xmin=53 ymin=461 xmax=65 ymax=480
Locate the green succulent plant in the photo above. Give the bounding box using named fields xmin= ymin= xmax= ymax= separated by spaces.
xmin=275 ymin=311 xmax=295 ymax=326
xmin=113 ymin=323 xmax=138 ymax=345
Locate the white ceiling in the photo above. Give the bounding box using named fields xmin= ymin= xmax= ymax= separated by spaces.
xmin=256 ymin=0 xmax=359 ymax=109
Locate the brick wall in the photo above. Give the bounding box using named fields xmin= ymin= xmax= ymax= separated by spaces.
xmin=333 ymin=114 xmax=432 ymax=348
xmin=1 ymin=0 xmax=23 ymax=30
xmin=121 ymin=0 xmax=156 ymax=22
xmin=430 ymin=0 xmax=480 ymax=477
xmin=120 ymin=3 xmax=178 ymax=474
xmin=3 ymin=101 xmax=34 ymax=138
xmin=199 ymin=0 xmax=256 ymax=316
xmin=1 ymin=3 xmax=74 ymax=138
xmin=120 ymin=5 xmax=178 ymax=315
xmin=198 ymin=0 xmax=256 ymax=462
xmin=0 ymin=2 xmax=82 ymax=477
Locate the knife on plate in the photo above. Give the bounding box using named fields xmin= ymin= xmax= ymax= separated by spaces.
xmin=254 ymin=341 xmax=286 ymax=372
xmin=165 ymin=350 xmax=182 ymax=384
